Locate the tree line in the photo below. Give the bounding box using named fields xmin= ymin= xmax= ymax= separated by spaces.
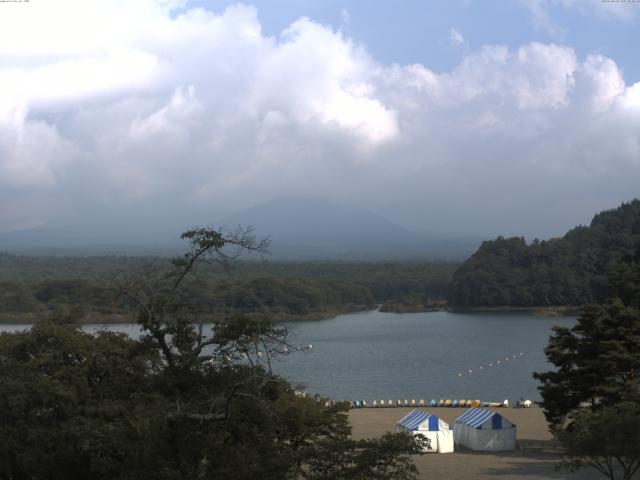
xmin=0 ymin=256 xmax=456 ymax=322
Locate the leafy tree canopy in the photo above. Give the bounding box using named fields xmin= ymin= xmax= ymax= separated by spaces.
xmin=0 ymin=227 xmax=422 ymax=480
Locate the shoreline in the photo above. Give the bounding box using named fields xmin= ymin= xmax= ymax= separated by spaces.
xmin=0 ymin=304 xmax=378 ymax=325
xmin=372 ymin=304 xmax=581 ymax=316
xmin=446 ymin=305 xmax=581 ymax=316
xmin=0 ymin=304 xmax=581 ymax=324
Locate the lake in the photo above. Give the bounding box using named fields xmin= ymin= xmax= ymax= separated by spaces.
xmin=275 ymin=310 xmax=574 ymax=403
xmin=0 ymin=309 xmax=574 ymax=404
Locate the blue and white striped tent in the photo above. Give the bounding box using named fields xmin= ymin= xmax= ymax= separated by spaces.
xmin=453 ymin=408 xmax=516 ymax=451
xmin=396 ymin=409 xmax=454 ymax=453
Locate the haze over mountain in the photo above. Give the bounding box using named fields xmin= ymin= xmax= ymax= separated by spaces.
xmin=0 ymin=197 xmax=480 ymax=259
xmin=220 ymin=198 xmax=481 ymax=260
xmin=0 ymin=225 xmax=183 ymax=257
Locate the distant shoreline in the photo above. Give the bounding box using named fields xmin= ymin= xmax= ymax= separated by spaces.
xmin=448 ymin=305 xmax=581 ymax=316
xmin=0 ymin=304 xmax=377 ymax=325
xmin=380 ymin=303 xmax=581 ymax=316
xmin=0 ymin=304 xmax=581 ymax=325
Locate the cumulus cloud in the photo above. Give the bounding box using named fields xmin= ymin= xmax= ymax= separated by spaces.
xmin=0 ymin=1 xmax=639 ymax=239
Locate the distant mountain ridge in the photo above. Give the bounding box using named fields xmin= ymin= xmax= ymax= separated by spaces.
xmin=220 ymin=197 xmax=480 ymax=260
xmin=221 ymin=197 xmax=415 ymax=246
xmin=449 ymin=199 xmax=640 ymax=307
xmin=0 ymin=197 xmax=481 ymax=259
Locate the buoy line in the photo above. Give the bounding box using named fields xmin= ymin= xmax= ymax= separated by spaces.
xmin=456 ymin=352 xmax=525 ymax=378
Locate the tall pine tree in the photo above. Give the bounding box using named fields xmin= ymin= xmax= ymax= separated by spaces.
xmin=534 ymin=249 xmax=640 ymax=479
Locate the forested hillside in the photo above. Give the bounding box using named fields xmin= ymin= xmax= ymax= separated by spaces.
xmin=449 ymin=199 xmax=640 ymax=307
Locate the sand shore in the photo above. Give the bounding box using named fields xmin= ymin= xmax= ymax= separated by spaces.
xmin=348 ymin=407 xmax=604 ymax=480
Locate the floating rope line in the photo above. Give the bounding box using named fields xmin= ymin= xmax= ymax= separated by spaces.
xmin=457 ymin=352 xmax=526 ymax=377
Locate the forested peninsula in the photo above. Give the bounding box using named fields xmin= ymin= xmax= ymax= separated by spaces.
xmin=449 ymin=199 xmax=640 ymax=309
xmin=0 ymin=256 xmax=455 ymax=323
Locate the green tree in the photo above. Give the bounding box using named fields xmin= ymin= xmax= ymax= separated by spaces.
xmin=0 ymin=322 xmax=163 ymax=479
xmin=534 ymin=300 xmax=640 ymax=427
xmin=303 ymin=432 xmax=423 ymax=480
xmin=534 ymin=258 xmax=640 ymax=480
xmin=557 ymin=403 xmax=640 ymax=480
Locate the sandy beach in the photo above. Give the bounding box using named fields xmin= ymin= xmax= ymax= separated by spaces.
xmin=349 ymin=407 xmax=605 ymax=480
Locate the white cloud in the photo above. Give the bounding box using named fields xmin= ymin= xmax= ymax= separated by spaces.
xmin=450 ymin=27 xmax=464 ymax=46
xmin=522 ymin=0 xmax=637 ymax=35
xmin=129 ymin=85 xmax=202 ymax=142
xmin=581 ymin=54 xmax=625 ymax=113
xmin=522 ymin=0 xmax=565 ymax=35
xmin=340 ymin=7 xmax=351 ymax=25
xmin=0 ymin=1 xmax=638 ymax=238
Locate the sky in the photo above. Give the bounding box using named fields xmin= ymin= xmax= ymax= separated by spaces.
xmin=0 ymin=0 xmax=639 ymax=242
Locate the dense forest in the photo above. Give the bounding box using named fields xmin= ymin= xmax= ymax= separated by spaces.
xmin=449 ymin=199 xmax=640 ymax=308
xmin=0 ymin=254 xmax=456 ymax=322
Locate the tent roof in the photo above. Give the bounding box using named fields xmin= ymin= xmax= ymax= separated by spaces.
xmin=454 ymin=408 xmax=515 ymax=430
xmin=397 ymin=409 xmax=448 ymax=431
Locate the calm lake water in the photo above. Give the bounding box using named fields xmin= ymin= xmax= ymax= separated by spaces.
xmin=275 ymin=310 xmax=575 ymax=403
xmin=0 ymin=309 xmax=574 ymax=403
